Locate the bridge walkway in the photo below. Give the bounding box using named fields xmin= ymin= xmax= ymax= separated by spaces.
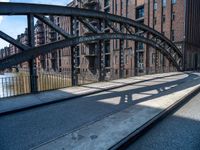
xmin=0 ymin=72 xmax=200 ymax=150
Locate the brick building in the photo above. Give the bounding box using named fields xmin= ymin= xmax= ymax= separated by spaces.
xmin=62 ymin=0 xmax=200 ymax=78
xmin=1 ymin=0 xmax=200 ymax=77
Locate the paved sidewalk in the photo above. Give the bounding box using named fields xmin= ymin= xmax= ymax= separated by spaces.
xmin=31 ymin=72 xmax=200 ymax=150
xmin=0 ymin=72 xmax=183 ymax=115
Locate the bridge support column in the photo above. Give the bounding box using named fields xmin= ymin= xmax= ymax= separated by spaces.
xmin=99 ymin=41 xmax=105 ymax=81
xmin=119 ymin=24 xmax=125 ymax=78
xmin=71 ymin=17 xmax=78 ymax=86
xmin=155 ymin=50 xmax=159 ymax=73
xmin=98 ymin=20 xmax=105 ymax=81
xmin=119 ymin=39 xmax=124 ymax=78
xmin=71 ymin=46 xmax=78 ymax=86
xmin=27 ymin=14 xmax=38 ymax=93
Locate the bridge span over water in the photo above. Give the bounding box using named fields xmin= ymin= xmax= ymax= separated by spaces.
xmin=0 ymin=2 xmax=183 ymax=94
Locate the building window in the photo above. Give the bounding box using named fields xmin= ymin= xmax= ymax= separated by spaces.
xmin=172 ymin=12 xmax=175 ymax=21
xmin=126 ymin=40 xmax=129 ymax=48
xmin=121 ymin=0 xmax=123 ymax=12
xmin=171 ymin=30 xmax=175 ymax=41
xmin=104 ymin=0 xmax=110 ymax=7
xmin=126 ymin=69 xmax=129 ymax=75
xmin=116 ymin=40 xmax=118 ymax=49
xmin=136 ymin=6 xmax=144 ymax=19
xmin=172 ymin=0 xmax=176 ymax=4
xmin=162 ymin=15 xmax=166 ymax=23
xmin=105 ymin=41 xmax=110 ymax=53
xmin=125 ymin=55 xmax=128 ymax=64
xmin=115 ymin=1 xmax=117 ymax=14
xmin=154 ymin=0 xmax=157 ymax=10
xmin=162 ymin=0 xmax=166 ymax=7
xmin=115 ymin=69 xmax=118 ymax=75
xmin=115 ymin=55 xmax=118 ymax=64
xmin=126 ymin=0 xmax=129 ymax=17
xmin=136 ymin=42 xmax=144 ymax=50
xmin=152 ymin=53 xmax=155 ymax=64
xmin=105 ymin=7 xmax=110 ymax=13
xmin=105 ymin=55 xmax=110 ymax=67
xmin=154 ymin=17 xmax=157 ymax=25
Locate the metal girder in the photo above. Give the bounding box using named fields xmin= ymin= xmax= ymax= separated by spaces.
xmin=123 ymin=24 xmax=134 ymax=34
xmin=71 ymin=17 xmax=78 ymax=86
xmin=0 ymin=33 xmax=181 ymax=71
xmin=0 ymin=2 xmax=183 ymax=72
xmin=0 ymin=2 xmax=183 ymax=58
xmin=0 ymin=31 xmax=29 ymax=51
xmin=34 ymin=15 xmax=72 ymax=38
xmin=106 ymin=21 xmax=121 ymax=33
xmin=27 ymin=14 xmax=38 ymax=93
xmin=78 ymin=17 xmax=101 ymax=33
xmin=119 ymin=24 xmax=124 ymax=78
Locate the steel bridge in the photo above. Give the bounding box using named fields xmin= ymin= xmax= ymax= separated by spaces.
xmin=0 ymin=2 xmax=183 ymax=93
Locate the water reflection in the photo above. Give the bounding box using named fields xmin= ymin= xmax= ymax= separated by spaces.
xmin=0 ymin=72 xmax=72 ymax=98
xmin=0 ymin=71 xmax=99 ymax=98
xmin=0 ymin=73 xmax=30 ymax=98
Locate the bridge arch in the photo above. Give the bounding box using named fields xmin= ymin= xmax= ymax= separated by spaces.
xmin=0 ymin=33 xmax=180 ymax=70
xmin=0 ymin=2 xmax=183 ymax=73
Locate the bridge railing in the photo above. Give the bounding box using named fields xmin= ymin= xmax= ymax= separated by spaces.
xmin=0 ymin=66 xmax=177 ymax=99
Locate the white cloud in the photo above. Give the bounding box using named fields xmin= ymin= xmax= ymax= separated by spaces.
xmin=0 ymin=0 xmax=10 ymax=24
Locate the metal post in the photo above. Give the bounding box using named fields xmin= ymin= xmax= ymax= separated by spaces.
xmin=100 ymin=41 xmax=105 ymax=81
xmin=99 ymin=20 xmax=105 ymax=81
xmin=134 ymin=42 xmax=137 ymax=76
xmin=119 ymin=24 xmax=124 ymax=78
xmin=155 ymin=50 xmax=159 ymax=73
xmin=27 ymin=14 xmax=38 ymax=93
xmin=71 ymin=17 xmax=78 ymax=86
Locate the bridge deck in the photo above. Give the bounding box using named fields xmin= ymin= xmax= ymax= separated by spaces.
xmin=0 ymin=72 xmax=184 ymax=115
xmin=0 ymin=72 xmax=200 ymax=150
xmin=126 ymin=89 xmax=200 ymax=150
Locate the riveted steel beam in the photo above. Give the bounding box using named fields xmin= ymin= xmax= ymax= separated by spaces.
xmin=34 ymin=15 xmax=72 ymax=38
xmin=27 ymin=14 xmax=38 ymax=93
xmin=71 ymin=17 xmax=78 ymax=86
xmin=0 ymin=33 xmax=181 ymax=71
xmin=123 ymin=24 xmax=135 ymax=34
xmin=0 ymin=31 xmax=29 ymax=51
xmin=78 ymin=17 xmax=101 ymax=33
xmin=106 ymin=22 xmax=121 ymax=33
xmin=0 ymin=2 xmax=183 ymax=58
xmin=0 ymin=2 xmax=183 ymax=71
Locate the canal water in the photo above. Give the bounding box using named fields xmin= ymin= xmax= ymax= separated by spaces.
xmin=0 ymin=73 xmax=29 ymax=98
xmin=0 ymin=71 xmax=102 ymax=99
xmin=0 ymin=73 xmax=16 ymax=98
xmin=0 ymin=72 xmax=72 ymax=98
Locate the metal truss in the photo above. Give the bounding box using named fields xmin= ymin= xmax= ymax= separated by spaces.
xmin=0 ymin=2 xmax=183 ymax=87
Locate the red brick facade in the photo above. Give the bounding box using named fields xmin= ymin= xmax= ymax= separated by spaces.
xmin=1 ymin=0 xmax=200 ymax=75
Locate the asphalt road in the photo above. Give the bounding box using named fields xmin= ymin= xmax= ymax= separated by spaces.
xmin=127 ymin=92 xmax=200 ymax=150
xmin=0 ymin=73 xmax=199 ymax=150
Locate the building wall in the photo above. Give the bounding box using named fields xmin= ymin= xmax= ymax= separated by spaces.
xmin=1 ymin=0 xmax=200 ymax=75
xmin=184 ymin=0 xmax=200 ymax=70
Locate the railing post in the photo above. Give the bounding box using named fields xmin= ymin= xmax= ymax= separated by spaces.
xmin=27 ymin=14 xmax=38 ymax=93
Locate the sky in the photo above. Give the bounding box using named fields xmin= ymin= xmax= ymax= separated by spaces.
xmin=0 ymin=0 xmax=72 ymax=49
